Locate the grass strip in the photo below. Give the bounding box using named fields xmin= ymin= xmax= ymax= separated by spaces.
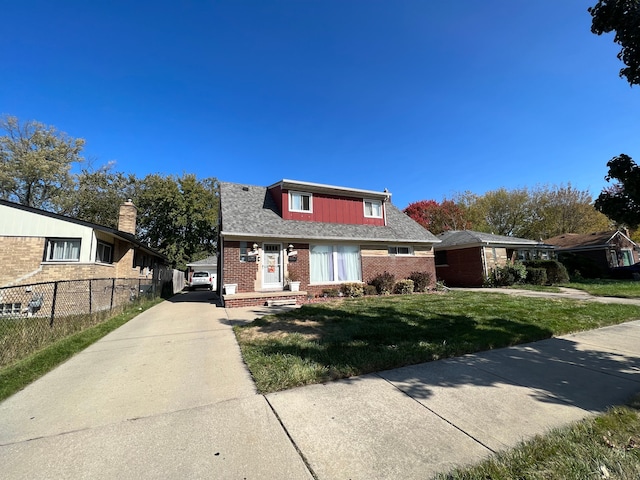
xmin=562 ymin=279 xmax=640 ymax=298
xmin=0 ymin=297 xmax=163 ymax=402
xmin=235 ymin=291 xmax=640 ymax=393
xmin=432 ymin=395 xmax=640 ymax=480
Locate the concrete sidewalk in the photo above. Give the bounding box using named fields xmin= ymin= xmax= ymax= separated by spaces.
xmin=0 ymin=291 xmax=313 ymax=479
xmin=1 ymin=291 xmax=639 ymax=479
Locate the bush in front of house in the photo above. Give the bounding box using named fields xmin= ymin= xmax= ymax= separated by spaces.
xmin=394 ymin=279 xmax=415 ymax=295
xmin=408 ymin=271 xmax=432 ymax=292
xmin=556 ymin=253 xmax=604 ymax=280
xmin=523 ymin=260 xmax=569 ymax=284
xmin=369 ymin=272 xmax=396 ymax=295
xmin=341 ymin=282 xmax=364 ymax=297
xmin=487 ymin=262 xmax=527 ymax=287
xmin=526 ymin=267 xmax=548 ymax=285
xmin=364 ymin=285 xmax=378 ymax=296
xmin=321 ymin=288 xmax=340 ymax=297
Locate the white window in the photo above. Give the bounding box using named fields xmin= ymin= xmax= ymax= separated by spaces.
xmin=364 ymin=199 xmax=382 ymax=218
xmin=96 ymin=241 xmax=113 ymax=264
xmin=45 ymin=239 xmax=81 ymax=261
xmin=310 ymin=245 xmax=361 ymax=283
xmin=388 ymin=246 xmax=412 ymax=256
xmin=290 ymin=191 xmax=312 ymax=212
xmin=621 ymin=249 xmax=634 ymax=266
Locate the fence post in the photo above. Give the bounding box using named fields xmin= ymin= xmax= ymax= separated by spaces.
xmin=110 ymin=278 xmax=115 ymax=311
xmin=50 ymin=281 xmax=58 ymax=327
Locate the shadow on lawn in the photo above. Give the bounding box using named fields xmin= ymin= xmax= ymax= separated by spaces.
xmin=240 ymin=302 xmax=640 ymax=413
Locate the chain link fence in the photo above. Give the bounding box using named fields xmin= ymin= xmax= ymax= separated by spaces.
xmin=0 ymin=277 xmax=158 ymax=367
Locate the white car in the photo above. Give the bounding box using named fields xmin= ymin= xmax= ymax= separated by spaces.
xmin=189 ymin=271 xmax=214 ymax=290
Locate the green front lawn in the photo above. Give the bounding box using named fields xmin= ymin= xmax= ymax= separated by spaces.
xmin=234 ymin=291 xmax=640 ymax=393
xmin=433 ymin=398 xmax=640 ymax=480
xmin=562 ymin=279 xmax=640 ymax=298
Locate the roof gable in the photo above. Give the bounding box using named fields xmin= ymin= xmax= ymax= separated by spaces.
xmin=219 ymin=181 xmax=439 ymax=244
xmin=545 ymin=230 xmax=637 ymax=249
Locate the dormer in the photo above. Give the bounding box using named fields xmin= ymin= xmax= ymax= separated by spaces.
xmin=267 ymin=179 xmax=390 ymax=226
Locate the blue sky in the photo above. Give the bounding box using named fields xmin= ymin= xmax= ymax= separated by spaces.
xmin=2 ymin=1 xmax=639 ymax=209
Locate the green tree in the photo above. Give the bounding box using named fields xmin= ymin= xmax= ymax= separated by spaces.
xmin=452 ymin=185 xmax=610 ymax=239
xmin=526 ymin=184 xmax=611 ymax=239
xmin=467 ymin=187 xmax=532 ymax=236
xmin=0 ymin=115 xmax=85 ymax=208
xmin=59 ymin=164 xmax=139 ymax=228
xmin=589 ymin=0 xmax=640 ymax=86
xmin=135 ymin=173 xmax=218 ymax=269
xmin=595 ymin=153 xmax=640 ymax=227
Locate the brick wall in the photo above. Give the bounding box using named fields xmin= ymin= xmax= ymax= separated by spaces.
xmin=286 ymin=244 xmax=309 ymax=289
xmin=436 ymin=247 xmax=485 ymax=287
xmin=1 ymin=236 xmax=142 ymax=288
xmin=0 ymin=237 xmax=46 ymax=286
xmin=222 ymin=241 xmax=260 ymax=292
xmin=361 ymin=255 xmax=436 ymax=286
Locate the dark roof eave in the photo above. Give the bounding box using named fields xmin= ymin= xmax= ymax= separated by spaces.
xmin=221 ymin=230 xmax=440 ymax=244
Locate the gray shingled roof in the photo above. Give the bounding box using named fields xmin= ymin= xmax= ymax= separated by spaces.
xmin=219 ymin=181 xmax=439 ymax=244
xmin=436 ymin=230 xmax=544 ymax=249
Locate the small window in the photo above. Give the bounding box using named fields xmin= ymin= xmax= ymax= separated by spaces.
xmin=45 ymin=238 xmax=81 ymax=261
xmin=0 ymin=303 xmax=21 ymax=316
xmin=388 ymin=246 xmax=412 ymax=256
xmin=364 ymin=199 xmax=382 ymax=218
xmin=239 ymin=241 xmax=248 ymax=262
xmin=290 ymin=191 xmax=312 ymax=212
xmin=96 ymin=241 xmax=113 ymax=264
xmin=435 ymin=250 xmax=448 ymax=266
xmin=621 ymin=249 xmax=634 ymax=266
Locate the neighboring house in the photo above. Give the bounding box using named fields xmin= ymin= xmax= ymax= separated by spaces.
xmin=545 ymin=230 xmax=639 ymax=275
xmin=434 ymin=230 xmax=554 ymax=287
xmin=0 ymin=199 xmax=168 ymax=288
xmin=218 ymin=179 xmax=440 ymax=307
xmin=186 ymin=256 xmax=217 ymax=289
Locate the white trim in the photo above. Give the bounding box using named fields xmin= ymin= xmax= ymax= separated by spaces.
xmin=271 ymin=179 xmax=390 ymax=200
xmin=288 ymin=191 xmax=313 ymax=213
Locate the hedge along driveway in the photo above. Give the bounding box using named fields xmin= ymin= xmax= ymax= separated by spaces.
xmin=234 ymin=291 xmax=640 ymax=393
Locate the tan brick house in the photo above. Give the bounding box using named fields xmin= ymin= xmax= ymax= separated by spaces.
xmin=0 ymin=199 xmax=168 ymax=288
xmin=218 ymin=179 xmax=440 ymax=307
xmin=434 ymin=230 xmax=554 ymax=287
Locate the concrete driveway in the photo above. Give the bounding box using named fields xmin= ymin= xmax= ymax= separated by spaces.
xmin=1 ymin=289 xmax=640 ymax=479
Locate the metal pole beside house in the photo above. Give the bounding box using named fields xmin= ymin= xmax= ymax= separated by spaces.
xmin=89 ymin=280 xmax=93 ymax=314
xmin=50 ymin=281 xmax=58 ymax=327
xmin=110 ymin=278 xmax=115 ymax=312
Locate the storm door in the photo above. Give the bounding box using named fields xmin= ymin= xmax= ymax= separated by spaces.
xmin=262 ymin=243 xmax=283 ymax=289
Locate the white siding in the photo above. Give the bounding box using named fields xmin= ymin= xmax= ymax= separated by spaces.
xmin=1 ymin=205 xmax=96 ymax=263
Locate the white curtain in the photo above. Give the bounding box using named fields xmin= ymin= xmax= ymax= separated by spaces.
xmin=310 ymin=245 xmax=333 ymax=283
xmin=310 ymin=245 xmax=361 ymax=283
xmin=52 ymin=240 xmax=80 ymax=260
xmin=337 ymin=246 xmax=361 ymax=281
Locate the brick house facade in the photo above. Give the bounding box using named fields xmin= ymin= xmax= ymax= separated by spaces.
xmin=0 ymin=199 xmax=167 ymax=288
xmin=435 ymin=230 xmax=554 ymax=287
xmin=545 ymin=230 xmax=640 ymax=276
xmin=218 ymin=180 xmax=440 ymax=307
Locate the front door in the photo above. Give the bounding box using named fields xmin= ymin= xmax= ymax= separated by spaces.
xmin=262 ymin=243 xmax=283 ymax=289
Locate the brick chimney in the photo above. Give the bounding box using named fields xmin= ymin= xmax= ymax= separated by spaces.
xmin=118 ymin=200 xmax=137 ymax=234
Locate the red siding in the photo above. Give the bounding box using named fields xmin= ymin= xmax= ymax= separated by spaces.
xmin=275 ymin=188 xmax=385 ymax=226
